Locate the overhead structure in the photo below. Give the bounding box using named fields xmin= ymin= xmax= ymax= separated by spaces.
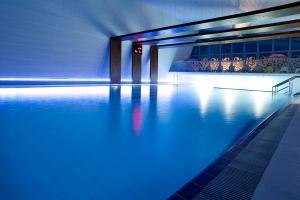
xmin=110 ymin=2 xmax=300 ymax=84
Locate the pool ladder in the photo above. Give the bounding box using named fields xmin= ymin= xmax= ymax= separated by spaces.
xmin=272 ymin=76 xmax=300 ymax=95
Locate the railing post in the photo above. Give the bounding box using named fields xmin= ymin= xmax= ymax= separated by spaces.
xmin=272 ymin=76 xmax=300 ymax=96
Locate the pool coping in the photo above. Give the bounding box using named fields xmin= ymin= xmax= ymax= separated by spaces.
xmin=168 ymin=101 xmax=292 ymax=200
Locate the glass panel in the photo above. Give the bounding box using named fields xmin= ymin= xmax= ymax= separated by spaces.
xmin=199 ymin=56 xmax=209 ymax=60
xmin=221 ymin=44 xmax=231 ymax=54
xmin=259 ymin=40 xmax=272 ymax=52
xmin=274 ymin=39 xmax=289 ymax=51
xmin=210 ymin=54 xmax=220 ymax=60
xmin=245 ymin=54 xmax=257 ymax=59
xmin=245 ymin=41 xmax=257 ymax=53
xmin=291 ymin=38 xmax=300 ymax=50
xmin=291 ymin=51 xmax=300 ymax=58
xmin=221 ymin=54 xmax=232 ymax=59
xmin=232 ymin=53 xmax=245 ymax=59
xmin=259 ymin=53 xmax=271 ymax=59
xmin=210 ymin=45 xmax=220 ymax=54
xmin=191 ymin=54 xmax=198 ymax=59
xmin=191 ymin=47 xmax=199 ymax=55
xmin=200 ymin=45 xmax=209 ymax=55
xmin=232 ymin=43 xmax=243 ymax=53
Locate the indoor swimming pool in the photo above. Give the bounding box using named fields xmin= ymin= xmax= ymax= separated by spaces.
xmin=0 ymin=85 xmax=290 ymax=200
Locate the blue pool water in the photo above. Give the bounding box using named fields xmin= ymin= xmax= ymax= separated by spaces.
xmin=0 ymin=85 xmax=289 ymax=200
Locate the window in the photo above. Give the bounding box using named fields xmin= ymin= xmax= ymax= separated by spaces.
xmin=274 ymin=39 xmax=289 ymax=51
xmin=191 ymin=54 xmax=198 ymax=59
xmin=245 ymin=54 xmax=257 ymax=59
xmin=199 ymin=55 xmax=208 ymax=60
xmin=232 ymin=43 xmax=243 ymax=53
xmin=245 ymin=41 xmax=257 ymax=53
xmin=259 ymin=40 xmax=272 ymax=52
xmin=291 ymin=51 xmax=300 ymax=58
xmin=210 ymin=54 xmax=220 ymax=60
xmin=259 ymin=53 xmax=271 ymax=59
xmin=221 ymin=44 xmax=231 ymax=54
xmin=291 ymin=38 xmax=300 ymax=50
xmin=232 ymin=53 xmax=244 ymax=59
xmin=200 ymin=45 xmax=209 ymax=55
xmin=221 ymin=54 xmax=232 ymax=59
xmin=191 ymin=47 xmax=199 ymax=55
xmin=210 ymin=45 xmax=220 ymax=54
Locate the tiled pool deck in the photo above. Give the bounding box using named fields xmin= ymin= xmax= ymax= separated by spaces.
xmin=169 ymin=97 xmax=300 ymax=200
xmin=252 ymin=98 xmax=300 ymax=200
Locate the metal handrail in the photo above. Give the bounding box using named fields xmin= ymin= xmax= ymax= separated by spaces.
xmin=272 ymin=76 xmax=300 ymax=94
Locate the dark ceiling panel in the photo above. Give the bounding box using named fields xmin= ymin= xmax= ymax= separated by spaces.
xmin=157 ymin=30 xmax=300 ymax=48
xmin=137 ymin=19 xmax=300 ymax=45
xmin=114 ymin=2 xmax=300 ymax=41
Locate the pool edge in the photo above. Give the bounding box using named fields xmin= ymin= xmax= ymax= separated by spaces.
xmin=168 ymin=101 xmax=292 ymax=200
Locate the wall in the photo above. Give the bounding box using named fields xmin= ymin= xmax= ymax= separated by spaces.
xmin=0 ymin=0 xmax=298 ymax=81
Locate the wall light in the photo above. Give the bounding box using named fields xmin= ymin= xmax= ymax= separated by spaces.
xmin=0 ymin=86 xmax=110 ymax=100
xmin=0 ymin=78 xmax=110 ymax=82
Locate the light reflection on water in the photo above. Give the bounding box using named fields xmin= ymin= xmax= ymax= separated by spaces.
xmin=0 ymin=85 xmax=289 ymax=200
xmin=223 ymin=90 xmax=237 ymax=121
xmin=197 ymin=87 xmax=212 ymax=118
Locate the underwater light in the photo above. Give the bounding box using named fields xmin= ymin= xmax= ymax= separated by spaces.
xmin=0 ymin=78 xmax=110 ymax=82
xmin=0 ymin=86 xmax=110 ymax=99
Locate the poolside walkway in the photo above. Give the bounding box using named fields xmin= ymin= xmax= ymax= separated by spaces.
xmin=252 ymin=98 xmax=300 ymax=200
xmin=170 ymin=97 xmax=300 ymax=200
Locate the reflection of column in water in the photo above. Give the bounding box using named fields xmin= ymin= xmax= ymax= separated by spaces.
xmin=108 ymin=86 xmax=121 ymax=133
xmin=132 ymin=105 xmax=142 ymax=135
xmin=131 ymin=86 xmax=142 ymax=135
xmin=148 ymin=85 xmax=158 ymax=130
xmin=131 ymin=86 xmax=141 ymax=100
